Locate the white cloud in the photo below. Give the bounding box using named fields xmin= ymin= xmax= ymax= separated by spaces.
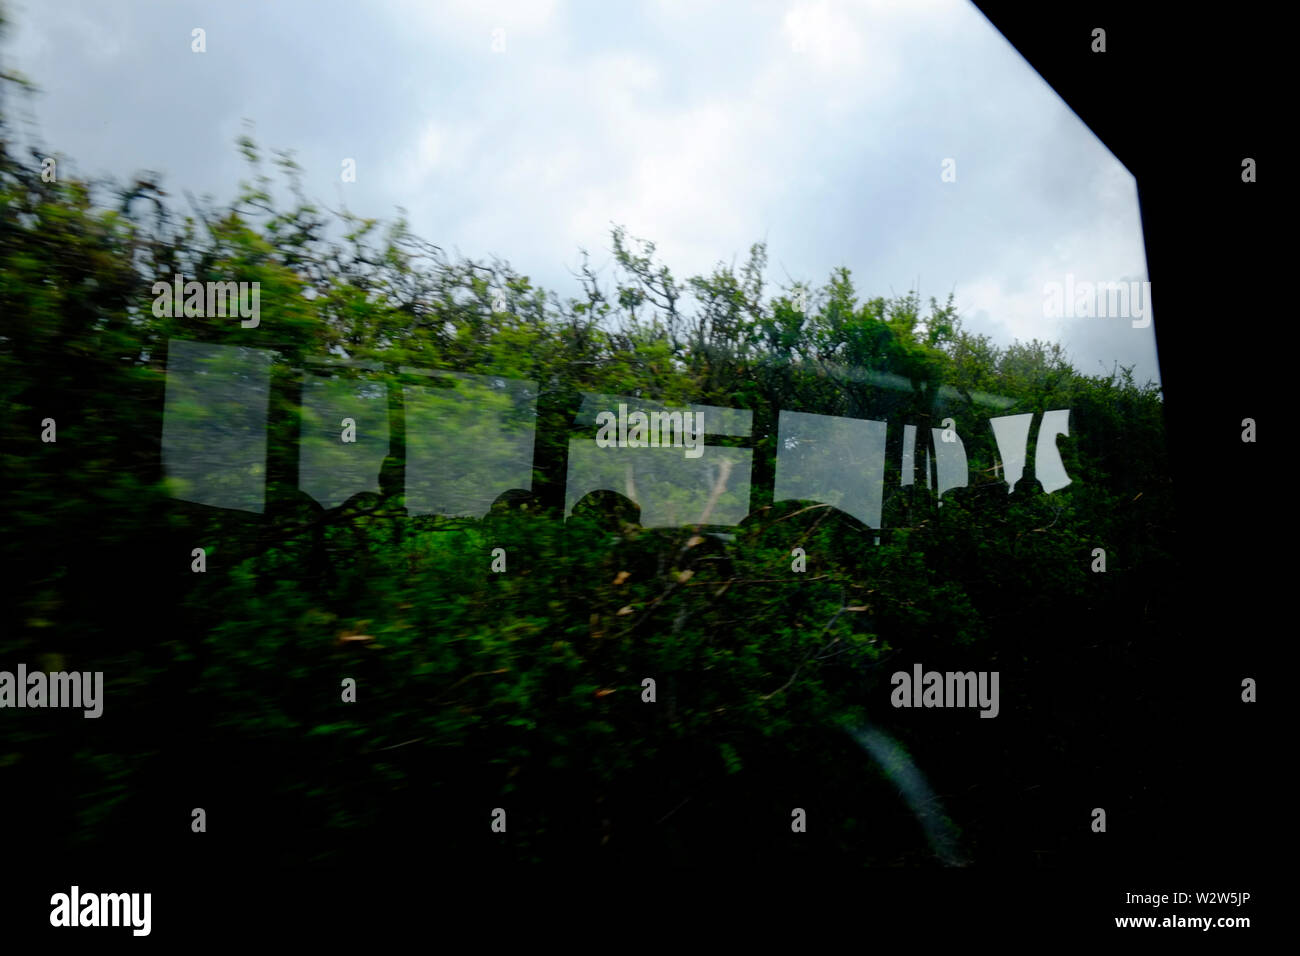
xmin=6 ymin=0 xmax=1156 ymax=381
xmin=390 ymin=0 xmax=562 ymax=34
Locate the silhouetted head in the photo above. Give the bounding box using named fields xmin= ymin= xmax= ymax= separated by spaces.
xmin=571 ymin=489 xmax=641 ymax=536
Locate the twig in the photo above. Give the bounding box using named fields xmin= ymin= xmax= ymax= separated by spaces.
xmin=760 ymin=597 xmax=847 ymax=700
xmin=429 ymin=667 xmax=509 ymax=703
xmin=366 ymin=737 xmax=426 ymax=753
xmin=656 ymin=796 xmax=692 ymax=825
xmin=682 ymin=573 xmax=831 ymax=587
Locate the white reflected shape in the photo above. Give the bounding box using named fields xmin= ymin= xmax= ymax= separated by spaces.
xmin=299 ymin=373 xmax=389 ymax=509
xmin=161 ymin=339 xmax=272 ymax=513
xmin=930 ymin=428 xmax=969 ymax=499
xmin=1035 ymin=409 xmax=1073 ymax=494
xmin=989 ymin=413 xmax=1034 ymax=493
xmin=404 ymin=372 xmax=536 ymax=518
xmin=901 ymin=423 xmax=917 ymax=487
xmin=565 ymin=440 xmax=752 ymax=527
xmin=774 ymin=410 xmax=887 ymax=529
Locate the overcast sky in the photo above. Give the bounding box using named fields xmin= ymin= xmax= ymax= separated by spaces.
xmin=4 ymin=0 xmax=1160 ymax=386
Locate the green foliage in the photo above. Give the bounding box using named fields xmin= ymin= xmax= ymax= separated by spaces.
xmin=0 ymin=72 xmax=1174 ymax=867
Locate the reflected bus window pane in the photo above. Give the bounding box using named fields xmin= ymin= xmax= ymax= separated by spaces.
xmin=403 ymin=371 xmax=536 ymax=518
xmin=930 ymin=426 xmax=969 ymax=500
xmin=299 ymin=372 xmax=390 ymax=509
xmin=161 ymin=339 xmax=272 ymax=513
xmin=565 ymin=439 xmax=752 ymax=528
xmin=774 ymin=410 xmax=887 ymax=529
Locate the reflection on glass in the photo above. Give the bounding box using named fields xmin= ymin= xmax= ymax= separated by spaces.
xmin=930 ymin=426 xmax=969 ymax=501
xmin=403 ymin=370 xmax=537 ymax=518
xmin=901 ymin=423 xmax=917 ymax=486
xmin=565 ymin=440 xmax=752 ymax=528
xmin=1035 ymin=409 xmax=1072 ymax=494
xmin=299 ymin=372 xmax=390 ymax=509
xmin=989 ymin=413 xmax=1034 ymax=494
xmin=774 ymin=410 xmax=887 ymax=529
xmin=161 ymin=339 xmax=272 ymax=513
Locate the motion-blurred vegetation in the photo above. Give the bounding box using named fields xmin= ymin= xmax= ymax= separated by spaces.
xmin=0 ymin=38 xmax=1174 ymax=869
